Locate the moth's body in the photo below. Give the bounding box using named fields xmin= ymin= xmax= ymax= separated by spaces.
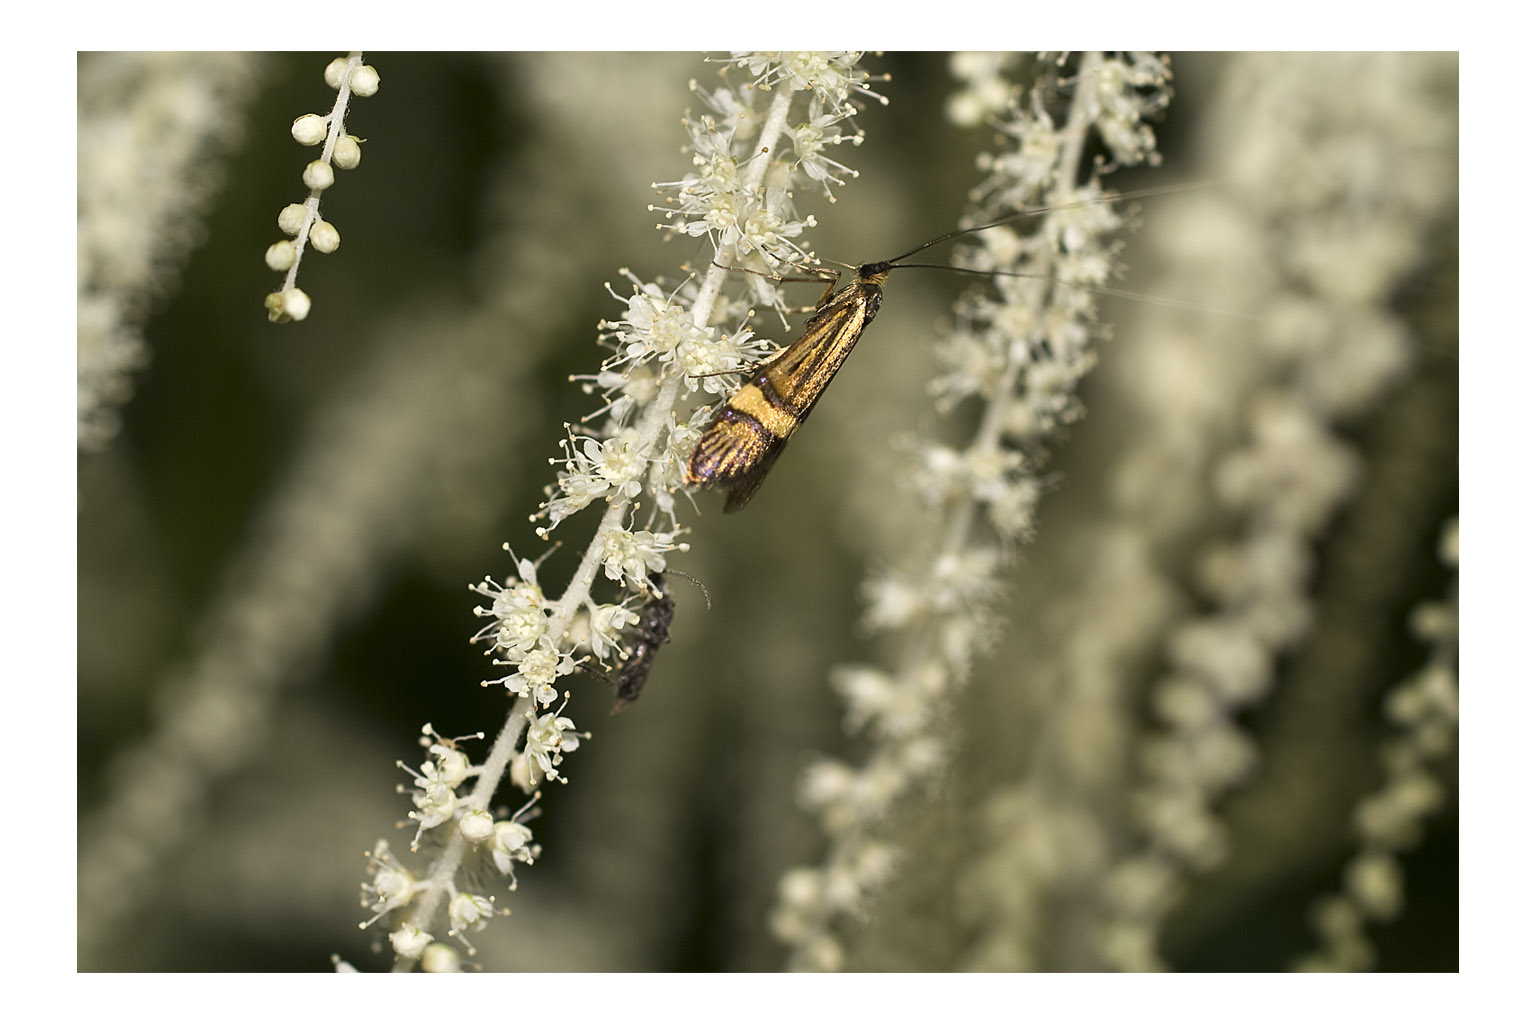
xmin=685 ymin=262 xmax=892 ymax=512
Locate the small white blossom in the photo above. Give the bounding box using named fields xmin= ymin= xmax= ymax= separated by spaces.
xmin=447 ymin=892 xmax=496 ymax=949
xmin=511 ymin=635 xmax=577 ymax=706
xmin=586 ymin=600 xmax=639 ymax=661
xmin=945 ymin=52 xmax=1017 ymax=127
xmin=360 ymin=839 xmax=417 ymax=928
xmin=522 ymin=698 xmax=586 ymax=783
xmin=490 ymin=820 xmax=539 ymax=883
xmin=470 ymin=548 xmax=551 ymax=659
xmin=389 ymin=924 xmax=432 ymax=960
xmin=599 ymin=527 xmax=676 ymax=588
xmin=861 ymin=570 xmax=927 ymax=631
xmin=406 ymin=776 xmax=456 ymax=845
xmin=733 ymin=51 xmax=886 ymax=108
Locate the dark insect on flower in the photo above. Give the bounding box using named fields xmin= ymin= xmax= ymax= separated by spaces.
xmin=609 ymin=570 xmax=710 ymax=712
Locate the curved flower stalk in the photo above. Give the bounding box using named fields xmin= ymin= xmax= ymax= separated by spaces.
xmin=264 ymin=53 xmax=379 ymax=324
xmin=1295 ymin=518 xmax=1457 ymax=971
xmin=78 ymin=52 xmax=260 ymax=451
xmin=769 ymin=51 xmax=1173 ymax=972
xmin=1088 ymin=51 xmax=1457 ymax=972
xmin=361 ymin=52 xmax=881 ymax=971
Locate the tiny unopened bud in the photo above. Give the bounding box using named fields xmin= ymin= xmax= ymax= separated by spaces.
xmin=350 ymin=64 xmax=380 ymax=97
xmin=277 ymin=203 xmax=308 ymax=236
xmin=265 ymin=287 xmax=311 ymax=324
xmin=333 ymin=134 xmax=362 ymax=169
xmin=265 ymin=240 xmax=297 ymax=270
xmin=458 ymin=809 xmax=495 ymax=845
xmin=309 ymin=220 xmax=341 ymax=253
xmin=291 ymin=113 xmax=328 ymax=146
xmin=324 ymin=58 xmax=350 ymax=89
xmin=420 ymin=943 xmax=462 ymax=973
xmin=303 ymin=160 xmax=335 ymax=191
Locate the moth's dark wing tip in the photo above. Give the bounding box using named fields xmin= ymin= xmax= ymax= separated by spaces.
xmin=721 ymin=441 xmax=787 ymax=513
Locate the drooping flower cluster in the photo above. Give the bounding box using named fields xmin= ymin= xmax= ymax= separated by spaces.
xmin=1093 ymin=51 xmax=1457 ymax=972
xmin=78 ymin=52 xmax=259 ymax=451
xmin=1295 ymin=518 xmax=1456 ymax=971
xmin=771 ymin=52 xmax=1171 ymax=972
xmin=264 ymin=53 xmax=378 ymax=324
xmin=363 ymin=52 xmax=878 ymax=971
xmin=360 ymin=725 xmax=542 ymax=962
xmin=651 ymin=52 xmax=880 ymax=274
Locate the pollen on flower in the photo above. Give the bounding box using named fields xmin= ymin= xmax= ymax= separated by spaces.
xmin=522 ymin=697 xmax=587 ymax=783
xmin=599 ymin=527 xmax=678 ymax=588
xmin=471 ymin=545 xmax=553 ymax=657
xmin=792 ymin=105 xmax=864 ymax=198
xmin=733 ymin=51 xmax=886 ymax=108
xmin=586 ymin=600 xmax=640 ymax=662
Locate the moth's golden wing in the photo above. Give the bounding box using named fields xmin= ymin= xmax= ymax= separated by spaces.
xmin=684 ymin=275 xmax=885 ymax=512
xmin=687 ymin=404 xmax=796 ymax=513
xmin=720 ymin=434 xmax=789 ymax=513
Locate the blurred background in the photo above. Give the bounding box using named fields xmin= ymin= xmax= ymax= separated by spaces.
xmin=77 ymin=53 xmax=1456 ymax=971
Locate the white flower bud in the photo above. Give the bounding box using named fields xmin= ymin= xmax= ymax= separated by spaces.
xmin=458 ymin=809 xmax=495 ymax=845
xmin=333 ymin=134 xmax=362 ymax=169
xmin=302 ymin=160 xmax=335 ymax=191
xmin=291 ymin=113 xmax=328 ymax=146
xmin=265 ymin=287 xmax=311 ymax=324
xmin=277 ymin=203 xmax=307 ymax=236
xmin=419 ymin=943 xmax=462 ymax=973
xmin=309 ymin=220 xmax=340 ymax=253
xmin=264 ymin=240 xmax=296 ymax=271
xmin=324 ymin=57 xmax=350 ymax=89
xmin=350 ymin=64 xmax=380 ymax=97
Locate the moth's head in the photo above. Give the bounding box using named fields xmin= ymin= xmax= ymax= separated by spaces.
xmin=857 ymin=260 xmax=894 ymax=284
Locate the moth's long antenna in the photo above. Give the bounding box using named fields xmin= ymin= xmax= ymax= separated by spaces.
xmin=890 ymin=261 xmax=1262 ymax=322
xmin=885 ymin=179 xmax=1219 ymax=267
